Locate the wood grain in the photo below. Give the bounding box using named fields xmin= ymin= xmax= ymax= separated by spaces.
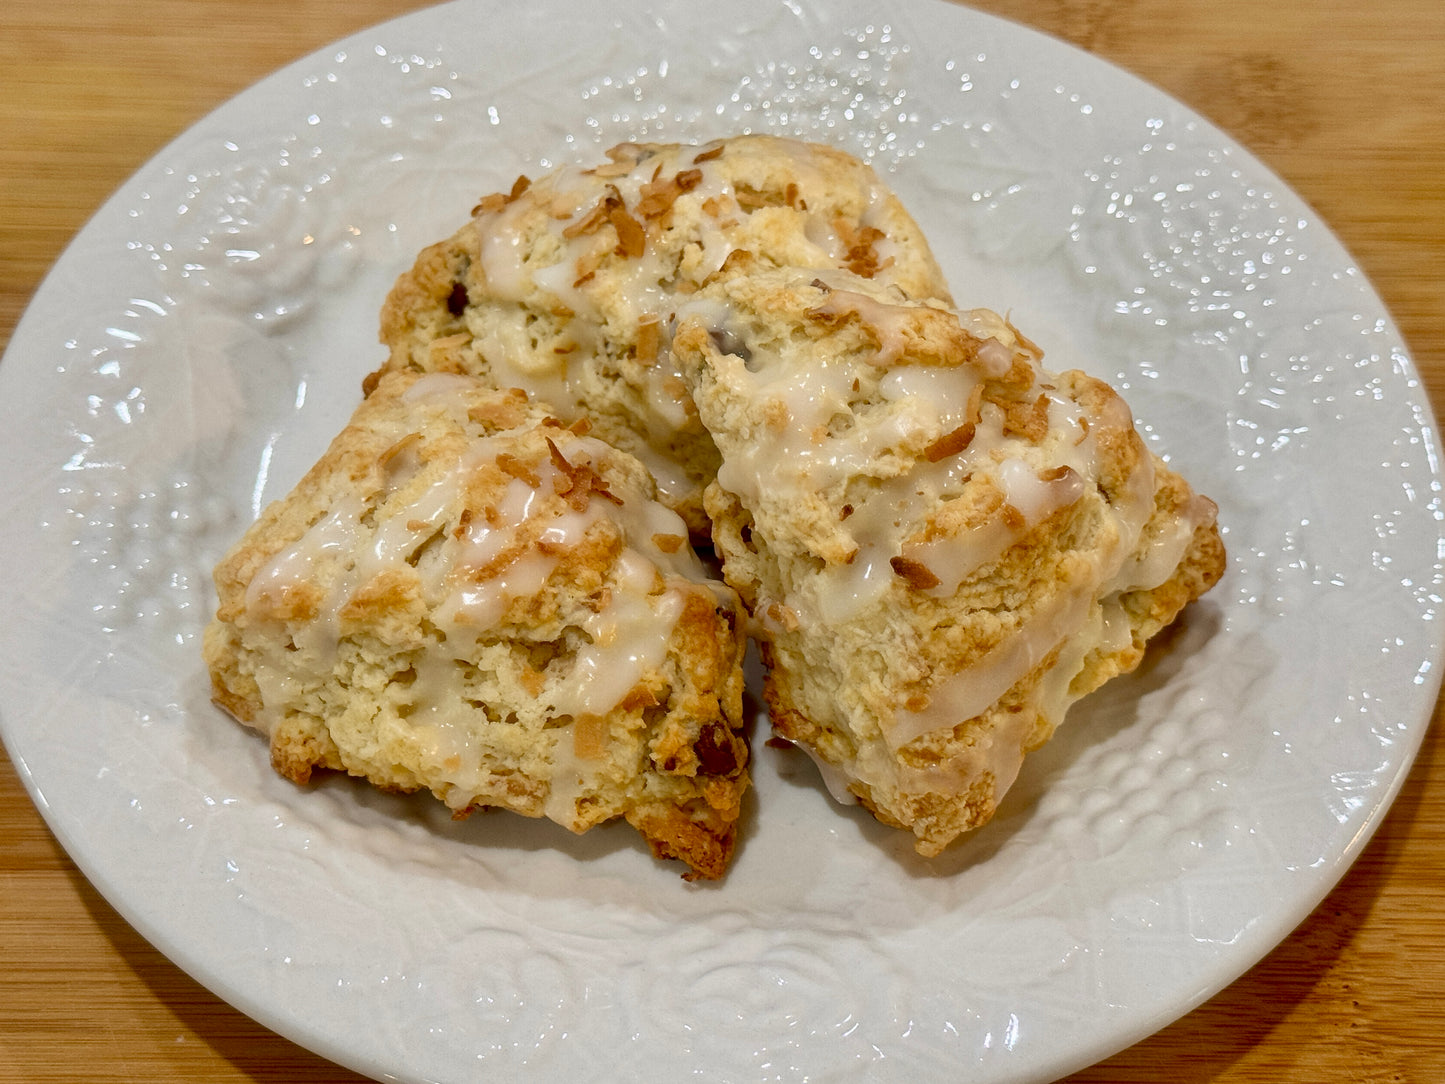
xmin=2 ymin=1 xmax=1442 ymax=1080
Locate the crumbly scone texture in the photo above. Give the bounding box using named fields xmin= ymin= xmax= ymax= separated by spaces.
xmin=674 ymin=266 xmax=1225 ymax=856
xmin=203 ymin=370 xmax=749 ymax=879
xmin=374 ymin=134 xmax=954 ymax=535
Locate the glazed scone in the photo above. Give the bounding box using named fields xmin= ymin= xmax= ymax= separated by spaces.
xmin=673 ymin=266 xmax=1225 ymax=856
xmin=374 ymin=134 xmax=953 ymax=534
xmin=203 ymin=370 xmax=749 ymax=879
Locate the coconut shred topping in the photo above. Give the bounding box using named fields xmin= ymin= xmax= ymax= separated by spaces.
xmin=242 ymin=374 xmax=720 ymax=732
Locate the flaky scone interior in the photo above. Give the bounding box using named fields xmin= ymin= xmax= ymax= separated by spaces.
xmin=204 ymin=371 xmax=748 ymax=879
xmin=373 ymin=134 xmax=954 ymax=534
xmin=673 ymin=265 xmax=1225 ymax=856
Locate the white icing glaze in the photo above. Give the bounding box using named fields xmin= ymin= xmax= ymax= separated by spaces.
xmin=401 ymin=371 xmax=486 ymax=401
xmin=995 ymin=458 xmax=1084 ymax=522
xmin=877 ymin=362 xmax=978 ymax=411
xmin=807 ymin=286 xmax=921 ymax=365
xmin=687 ymin=273 xmax=1187 ymax=807
xmin=796 ymin=741 xmax=861 ymax=806
xmin=901 ymin=523 xmax=1015 ymax=600
xmin=461 ymin=140 xmax=912 ymax=477
xmin=553 ymin=586 xmax=685 ymax=718
xmin=438 ymin=551 xmax=558 ymax=630
xmin=974 ymin=336 xmax=1015 ymax=377
xmin=626 ymin=438 xmax=696 ymax=509
xmin=541 ymin=754 xmax=586 ymax=824
xmin=242 ymin=386 xmax=729 ymax=743
xmin=888 ymin=579 xmax=1098 ymax=752
xmin=476 ymin=226 xmax=528 ymax=302
xmin=1107 ymin=492 xmax=1215 ymax=594
xmin=899 ymin=706 xmax=1033 ymax=805
xmin=244 ymin=498 xmax=359 ymax=619
xmin=474 ymin=323 xmax=574 ymax=411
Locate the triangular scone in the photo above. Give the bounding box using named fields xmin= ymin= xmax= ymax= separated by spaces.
xmin=204 ymin=371 xmax=749 ymax=879
xmin=672 ymin=267 xmax=1225 ymax=856
xmin=374 ymin=135 xmax=953 ymax=534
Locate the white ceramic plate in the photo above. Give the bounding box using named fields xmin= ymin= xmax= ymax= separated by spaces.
xmin=1 ymin=1 xmax=1439 ymax=1081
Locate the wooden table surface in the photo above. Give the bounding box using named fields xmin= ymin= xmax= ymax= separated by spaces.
xmin=2 ymin=1 xmax=1442 ymax=1080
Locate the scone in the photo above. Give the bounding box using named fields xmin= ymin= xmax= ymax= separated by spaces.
xmin=204 ymin=370 xmax=749 ymax=879
xmin=672 ymin=265 xmax=1225 ymax=856
xmin=374 ymin=134 xmax=953 ymax=534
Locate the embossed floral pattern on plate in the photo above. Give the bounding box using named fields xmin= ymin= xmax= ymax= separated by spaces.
xmin=0 ymin=1 xmax=1439 ymax=1082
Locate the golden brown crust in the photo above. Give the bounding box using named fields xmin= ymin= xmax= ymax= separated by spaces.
xmin=204 ymin=371 xmax=749 ymax=879
xmin=626 ymin=800 xmax=739 ymax=882
xmin=677 ymin=265 xmax=1225 ymax=856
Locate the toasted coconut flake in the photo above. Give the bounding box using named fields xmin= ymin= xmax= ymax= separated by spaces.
xmin=965 ymin=382 xmax=985 ymax=425
xmin=452 ymin=507 xmax=473 ymax=539
xmin=890 ymin=555 xmax=942 ymax=591
xmin=636 ymin=315 xmax=661 ymax=365
xmin=572 ymin=246 xmax=604 ymax=287
xmin=1005 ymin=315 xmax=1045 ymax=360
xmin=716 ymin=248 xmax=754 ymax=278
xmin=607 ymin=143 xmax=647 ymax=163
xmin=562 ymin=201 xmax=611 ymax=240
xmin=609 ymin=204 xmax=646 ymax=258
xmin=586 ymin=472 xmax=625 ymax=508
xmin=472 ymin=192 xmax=508 ymax=216
xmin=923 ymin=423 xmax=977 ymax=463
xmin=573 ymin=713 xmax=609 ymax=760
xmin=636 ymin=181 xmax=675 ymax=219
xmin=587 ymin=143 xmax=646 ymax=178
xmin=466 ymin=387 xmax=530 ymax=429
xmin=588 ymin=159 xmax=635 ymax=178
xmin=378 ymin=431 xmax=421 ymax=469
xmin=471 ymin=175 xmax=531 ymax=217
xmin=496 ymin=451 xmax=541 ymax=488
xmin=619 ymin=685 xmax=662 ymax=712
xmin=763 ymin=600 xmax=801 ymax=632
xmin=546 ymin=436 xmax=577 ymax=487
xmin=536 ymin=533 xmax=572 ymax=556
xmin=635 ymin=168 xmax=705 ymax=220
xmin=835 ymin=218 xmax=888 ymax=278
xmin=1000 ymin=392 xmax=1051 ymax=442
xmin=545 ymin=437 xmax=624 ymax=510
xmin=692 ymin=144 xmax=724 ymax=164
